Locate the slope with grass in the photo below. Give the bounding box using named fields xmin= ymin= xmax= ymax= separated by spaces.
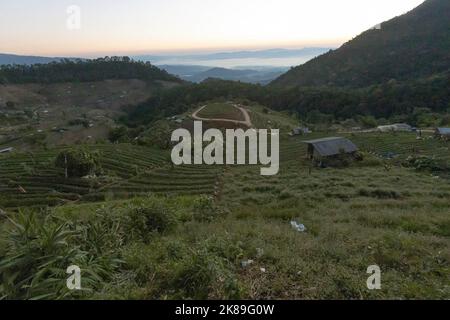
xmin=217 ymin=163 xmax=449 ymax=299
xmin=1 ymin=106 xmax=449 ymax=299
xmin=195 ymin=103 xmax=246 ymax=122
xmin=188 ymin=100 xmax=298 ymax=131
xmin=1 ymin=130 xmax=448 ymax=299
xmin=0 ymin=79 xmax=181 ymax=149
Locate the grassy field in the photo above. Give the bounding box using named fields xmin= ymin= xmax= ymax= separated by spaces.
xmin=218 ymin=160 xmax=449 ymax=299
xmin=246 ymin=104 xmax=298 ymax=131
xmin=0 ymin=110 xmax=449 ymax=300
xmin=196 ymin=102 xmax=246 ymax=121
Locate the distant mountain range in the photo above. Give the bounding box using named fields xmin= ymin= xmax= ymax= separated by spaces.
xmin=159 ymin=65 xmax=289 ymax=84
xmin=0 ymin=47 xmax=331 ymax=84
xmin=0 ymin=53 xmax=78 ymax=65
xmin=133 ymin=48 xmax=332 ymax=69
xmin=134 ymin=48 xmax=331 ymax=63
xmin=272 ymin=0 xmax=450 ymax=87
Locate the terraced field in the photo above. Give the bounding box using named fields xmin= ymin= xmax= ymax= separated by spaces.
xmin=280 ymin=131 xmax=450 ymax=164
xmin=350 ymin=132 xmax=450 ymax=162
xmin=0 ymin=144 xmax=222 ymax=209
xmin=85 ymin=164 xmax=224 ymax=202
xmin=1 ymin=131 xmax=447 ymax=209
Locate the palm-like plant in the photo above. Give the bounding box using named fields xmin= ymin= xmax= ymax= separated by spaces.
xmin=0 ymin=211 xmax=121 ymax=300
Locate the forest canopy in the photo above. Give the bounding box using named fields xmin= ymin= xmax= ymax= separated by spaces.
xmin=0 ymin=57 xmax=182 ymax=84
xmin=124 ymin=73 xmax=450 ymax=127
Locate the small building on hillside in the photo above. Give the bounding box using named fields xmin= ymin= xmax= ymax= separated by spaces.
xmin=51 ymin=127 xmax=69 ymax=133
xmin=0 ymin=147 xmax=13 ymax=154
xmin=377 ymin=123 xmax=412 ymax=132
xmin=435 ymin=128 xmax=450 ymax=139
xmin=303 ymin=137 xmax=358 ymax=161
xmin=292 ymin=127 xmax=311 ymax=136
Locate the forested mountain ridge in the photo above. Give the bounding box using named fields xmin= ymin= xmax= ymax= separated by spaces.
xmin=0 ymin=57 xmax=182 ymax=84
xmin=271 ymin=0 xmax=450 ymax=88
xmin=124 ymin=71 xmax=450 ymax=127
xmin=0 ymin=53 xmax=68 ymax=65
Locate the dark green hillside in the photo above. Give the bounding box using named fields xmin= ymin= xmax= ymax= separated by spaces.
xmin=272 ymin=0 xmax=450 ymax=88
xmin=0 ymin=57 xmax=182 ymax=84
xmin=124 ymin=73 xmax=449 ymax=125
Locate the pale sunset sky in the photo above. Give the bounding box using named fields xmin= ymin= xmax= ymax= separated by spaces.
xmin=0 ymin=0 xmax=425 ymax=57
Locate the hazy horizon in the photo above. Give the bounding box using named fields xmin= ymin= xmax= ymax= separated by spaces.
xmin=0 ymin=0 xmax=425 ymax=57
xmin=0 ymin=45 xmax=335 ymax=59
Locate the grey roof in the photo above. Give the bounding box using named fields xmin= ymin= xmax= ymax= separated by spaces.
xmin=436 ymin=128 xmax=450 ymax=135
xmin=303 ymin=137 xmax=358 ymax=157
xmin=0 ymin=147 xmax=13 ymax=153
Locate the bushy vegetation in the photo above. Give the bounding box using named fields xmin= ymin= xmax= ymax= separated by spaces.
xmin=405 ymin=155 xmax=449 ymax=172
xmin=55 ymin=149 xmax=100 ymax=178
xmin=0 ymin=211 xmax=122 ymax=299
xmin=109 ymin=121 xmax=174 ymax=149
xmin=0 ymin=195 xmax=241 ymax=300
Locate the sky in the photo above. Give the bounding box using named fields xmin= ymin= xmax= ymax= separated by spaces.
xmin=0 ymin=0 xmax=425 ymax=57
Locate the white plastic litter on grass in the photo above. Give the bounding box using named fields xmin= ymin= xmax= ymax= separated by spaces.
xmin=291 ymin=221 xmax=306 ymax=233
xmin=241 ymin=260 xmax=254 ymax=268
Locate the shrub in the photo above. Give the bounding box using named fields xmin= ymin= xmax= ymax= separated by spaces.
xmin=137 ymin=121 xmax=173 ymax=149
xmin=68 ymin=119 xmax=90 ymax=128
xmin=358 ymin=189 xmax=402 ymax=199
xmin=23 ymin=132 xmax=47 ymax=146
xmin=108 ymin=126 xmax=129 ymax=143
xmin=192 ymin=196 xmax=221 ymax=222
xmin=55 ymin=149 xmax=100 ymax=178
xmin=405 ymin=155 xmax=448 ymax=172
xmin=123 ymin=200 xmax=178 ymax=241
xmin=171 ymin=247 xmax=241 ymax=299
xmin=440 ymin=114 xmax=450 ymax=126
xmin=5 ymin=101 xmax=15 ymax=108
xmin=279 ymin=190 xmax=294 ymax=200
xmin=359 ymin=115 xmax=378 ymax=128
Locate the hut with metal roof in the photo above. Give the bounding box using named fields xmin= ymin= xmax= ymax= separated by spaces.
xmin=292 ymin=127 xmax=311 ymax=136
xmin=435 ymin=128 xmax=450 ymax=139
xmin=303 ymin=137 xmax=358 ymax=160
xmin=0 ymin=147 xmax=13 ymax=154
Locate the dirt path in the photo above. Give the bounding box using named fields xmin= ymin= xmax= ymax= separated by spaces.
xmin=192 ymin=104 xmax=253 ymax=128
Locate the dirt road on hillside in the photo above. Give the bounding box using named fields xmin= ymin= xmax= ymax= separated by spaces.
xmin=192 ymin=104 xmax=253 ymax=128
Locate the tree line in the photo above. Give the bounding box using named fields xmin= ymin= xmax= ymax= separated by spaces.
xmin=124 ymin=73 xmax=450 ymax=127
xmin=0 ymin=57 xmax=182 ymax=84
